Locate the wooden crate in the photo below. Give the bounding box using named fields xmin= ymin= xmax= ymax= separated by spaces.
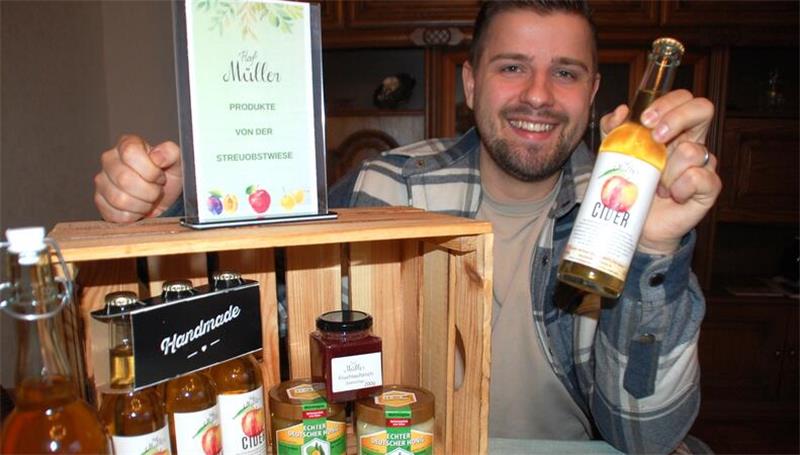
xmin=49 ymin=207 xmax=493 ymax=455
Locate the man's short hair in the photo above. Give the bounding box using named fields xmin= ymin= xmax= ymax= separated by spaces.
xmin=469 ymin=0 xmax=598 ymax=72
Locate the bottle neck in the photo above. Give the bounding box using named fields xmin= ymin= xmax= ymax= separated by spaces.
xmin=9 ymin=252 xmax=73 ymax=387
xmin=629 ymin=52 xmax=681 ymax=122
xmin=109 ymin=317 xmax=135 ymax=388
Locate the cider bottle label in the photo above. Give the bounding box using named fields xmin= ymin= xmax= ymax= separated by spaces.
xmin=563 ymin=151 xmax=660 ymax=280
xmin=172 ymin=405 xmax=222 ymax=455
xmin=218 ymin=386 xmax=267 ymax=454
xmin=111 ymin=424 xmax=171 ymax=455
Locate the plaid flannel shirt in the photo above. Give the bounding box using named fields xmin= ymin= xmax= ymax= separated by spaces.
xmin=329 ymin=128 xmax=704 ymax=454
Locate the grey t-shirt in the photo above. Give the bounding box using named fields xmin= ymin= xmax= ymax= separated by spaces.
xmin=478 ymin=181 xmax=592 ymax=440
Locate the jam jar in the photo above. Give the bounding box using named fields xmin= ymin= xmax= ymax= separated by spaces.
xmin=309 ymin=310 xmax=383 ymax=403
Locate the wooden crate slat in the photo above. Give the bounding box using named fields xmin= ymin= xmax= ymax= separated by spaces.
xmin=450 ymin=234 xmax=492 ymax=455
xmin=49 ymin=208 xmax=492 ymax=262
xmin=420 ymin=243 xmax=454 ymax=455
xmin=285 ymin=244 xmax=342 ymax=378
xmin=349 ymin=239 xmax=421 ymax=387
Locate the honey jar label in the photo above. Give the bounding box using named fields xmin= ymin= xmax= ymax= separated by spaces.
xmin=358 ymin=429 xmax=433 ymax=455
xmin=275 ymin=420 xmax=346 ymax=455
xmin=375 ymin=391 xmax=417 ymax=407
xmin=286 ymin=383 xmax=325 ymax=401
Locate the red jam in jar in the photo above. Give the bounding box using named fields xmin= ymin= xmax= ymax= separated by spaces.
xmin=310 ymin=310 xmax=383 ymax=403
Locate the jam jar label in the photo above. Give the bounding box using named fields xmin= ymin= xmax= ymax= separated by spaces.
xmin=330 ymin=352 xmax=383 ymax=393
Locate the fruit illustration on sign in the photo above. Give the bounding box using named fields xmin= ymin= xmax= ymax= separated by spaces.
xmin=293 ymin=189 xmax=305 ymax=204
xmin=200 ymin=425 xmax=222 ymax=455
xmin=600 ymin=175 xmax=638 ymax=212
xmin=241 ymin=406 xmax=265 ymax=437
xmin=281 ymin=193 xmax=295 ymax=210
xmin=281 ymin=189 xmax=307 ymax=211
xmin=305 ymin=443 xmax=325 ymax=455
xmin=223 ymin=194 xmax=238 ymax=213
xmin=207 ymin=190 xmax=223 ymax=215
xmin=246 ymin=185 xmax=271 ymax=213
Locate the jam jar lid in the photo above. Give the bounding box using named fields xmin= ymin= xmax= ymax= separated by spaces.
xmin=355 ymin=385 xmax=435 ymax=426
xmin=268 ymin=378 xmax=344 ymax=421
xmin=316 ymin=310 xmax=372 ymax=332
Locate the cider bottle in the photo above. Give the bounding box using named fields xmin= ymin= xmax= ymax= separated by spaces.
xmin=207 ymin=271 xmax=267 ymax=454
xmin=0 ymin=227 xmax=110 ymax=453
xmin=162 ymin=280 xmax=222 ymax=455
xmin=558 ymin=37 xmax=685 ymax=298
xmin=98 ymin=291 xmax=171 ymax=454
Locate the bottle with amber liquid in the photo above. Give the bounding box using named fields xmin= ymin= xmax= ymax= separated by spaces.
xmin=0 ymin=227 xmax=110 ymax=453
xmin=207 ymin=271 xmax=267 ymax=455
xmin=98 ymin=291 xmax=171 ymax=454
xmin=162 ymin=280 xmax=222 ymax=455
xmin=558 ymin=37 xmax=685 ymax=298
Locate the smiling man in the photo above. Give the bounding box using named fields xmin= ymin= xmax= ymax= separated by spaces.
xmin=330 ymin=2 xmax=720 ymax=452
xmin=93 ymin=1 xmax=720 ymax=452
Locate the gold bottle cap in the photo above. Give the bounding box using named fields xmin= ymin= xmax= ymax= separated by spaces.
xmin=105 ymin=291 xmax=138 ymax=307
xmin=652 ymin=37 xmax=685 ymax=57
xmin=161 ymin=279 xmax=196 ymax=302
xmin=212 ymin=271 xmax=243 ymax=290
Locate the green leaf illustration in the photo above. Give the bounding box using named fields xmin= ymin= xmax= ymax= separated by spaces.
xmin=233 ymin=403 xmax=254 ymax=419
xmin=598 ymin=166 xmax=622 ymax=179
xmin=196 ymin=0 xmax=301 ymax=39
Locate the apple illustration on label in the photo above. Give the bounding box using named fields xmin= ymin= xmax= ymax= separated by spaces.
xmin=246 ymin=185 xmax=271 ymax=213
xmin=241 ymin=407 xmax=265 ymax=437
xmin=600 ymin=175 xmax=638 ymax=212
xmin=201 ymin=425 xmax=222 ymax=455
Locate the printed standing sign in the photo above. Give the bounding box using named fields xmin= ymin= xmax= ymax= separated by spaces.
xmin=173 ymin=0 xmax=334 ymax=227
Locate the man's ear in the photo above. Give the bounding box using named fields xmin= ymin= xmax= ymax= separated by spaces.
xmin=463 ymin=60 xmax=476 ymax=110
xmin=590 ymin=72 xmax=601 ymax=105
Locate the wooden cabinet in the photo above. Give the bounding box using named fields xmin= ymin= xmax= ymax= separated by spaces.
xmin=699 ymin=297 xmax=798 ymax=407
xmin=718 ymin=118 xmax=799 ymax=223
xmin=660 ymin=0 xmax=799 ymax=27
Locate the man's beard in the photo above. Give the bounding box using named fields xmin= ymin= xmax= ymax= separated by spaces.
xmin=478 ymin=106 xmax=583 ymax=182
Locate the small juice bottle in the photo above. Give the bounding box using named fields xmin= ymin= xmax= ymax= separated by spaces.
xmin=162 ymin=280 xmax=222 ymax=455
xmin=559 ymin=38 xmax=685 ymax=298
xmin=99 ymin=291 xmax=171 ymax=454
